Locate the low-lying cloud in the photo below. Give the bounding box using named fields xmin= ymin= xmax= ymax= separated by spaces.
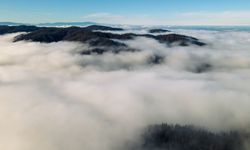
xmin=0 ymin=30 xmax=250 ymax=150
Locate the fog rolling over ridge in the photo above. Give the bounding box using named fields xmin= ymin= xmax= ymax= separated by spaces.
xmin=0 ymin=27 xmax=250 ymax=150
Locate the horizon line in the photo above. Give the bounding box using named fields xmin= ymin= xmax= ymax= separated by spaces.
xmin=1 ymin=21 xmax=250 ymax=27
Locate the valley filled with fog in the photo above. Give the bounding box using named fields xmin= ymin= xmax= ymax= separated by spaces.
xmin=0 ymin=28 xmax=250 ymax=150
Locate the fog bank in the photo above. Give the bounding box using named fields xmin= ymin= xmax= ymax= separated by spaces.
xmin=0 ymin=30 xmax=250 ymax=150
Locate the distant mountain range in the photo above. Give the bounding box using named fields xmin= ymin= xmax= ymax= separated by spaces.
xmin=2 ymin=22 xmax=250 ymax=31
xmin=0 ymin=22 xmax=98 ymax=27
xmin=0 ymin=22 xmax=26 ymax=26
xmin=0 ymin=24 xmax=206 ymax=66
xmin=38 ymin=22 xmax=98 ymax=27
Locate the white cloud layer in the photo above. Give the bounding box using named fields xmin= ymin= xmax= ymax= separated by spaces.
xmin=0 ymin=30 xmax=250 ymax=150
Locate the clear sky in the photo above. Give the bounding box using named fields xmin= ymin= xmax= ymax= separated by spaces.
xmin=1 ymin=0 xmax=250 ymax=25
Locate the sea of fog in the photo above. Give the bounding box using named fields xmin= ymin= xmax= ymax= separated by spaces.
xmin=166 ymin=26 xmax=250 ymax=32
xmin=0 ymin=27 xmax=250 ymax=150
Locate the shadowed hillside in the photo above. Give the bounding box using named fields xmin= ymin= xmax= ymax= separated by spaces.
xmin=135 ymin=124 xmax=249 ymax=150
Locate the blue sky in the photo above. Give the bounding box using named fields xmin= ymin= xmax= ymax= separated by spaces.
xmin=1 ymin=0 xmax=250 ymax=25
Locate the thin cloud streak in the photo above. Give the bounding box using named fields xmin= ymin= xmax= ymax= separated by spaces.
xmin=83 ymin=11 xmax=250 ymax=25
